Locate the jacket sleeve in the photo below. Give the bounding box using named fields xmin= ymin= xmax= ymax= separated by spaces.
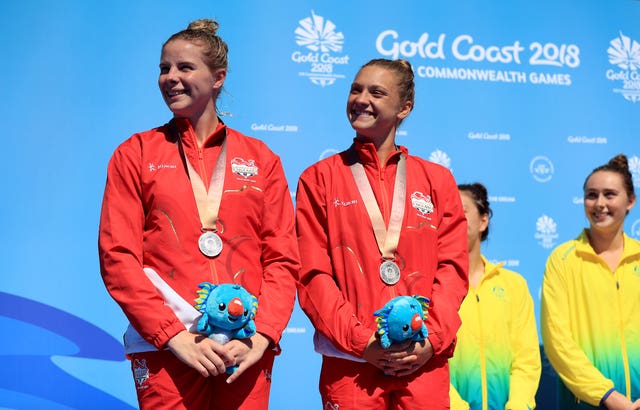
xmin=449 ymin=384 xmax=470 ymax=410
xmin=98 ymin=139 xmax=185 ymax=349
xmin=540 ymin=250 xmax=614 ymax=406
xmin=506 ymin=277 xmax=542 ymax=410
xmin=425 ymin=170 xmax=469 ymax=357
xmin=295 ymin=170 xmax=374 ymax=357
xmin=253 ymin=155 xmax=299 ymax=345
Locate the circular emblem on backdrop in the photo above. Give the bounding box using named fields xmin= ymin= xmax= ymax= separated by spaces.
xmin=631 ymin=219 xmax=640 ymax=240
xmin=530 ymin=156 xmax=554 ymax=183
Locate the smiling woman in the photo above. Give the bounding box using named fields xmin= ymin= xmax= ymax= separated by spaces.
xmin=541 ymin=154 xmax=640 ymax=410
xmin=294 ymin=59 xmax=469 ymax=410
xmin=98 ymin=18 xmax=299 ymax=410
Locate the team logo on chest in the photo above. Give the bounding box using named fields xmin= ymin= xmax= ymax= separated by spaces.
xmin=411 ymin=191 xmax=434 ymax=216
xmin=231 ymin=157 xmax=259 ymax=179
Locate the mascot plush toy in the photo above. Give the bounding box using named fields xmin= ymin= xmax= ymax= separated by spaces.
xmin=194 ymin=282 xmax=258 ymax=374
xmin=374 ymin=295 xmax=430 ymax=349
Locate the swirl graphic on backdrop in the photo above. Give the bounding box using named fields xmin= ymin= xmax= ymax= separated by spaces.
xmin=0 ymin=291 xmax=133 ymax=408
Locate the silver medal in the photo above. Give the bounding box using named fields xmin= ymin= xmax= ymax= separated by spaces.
xmin=379 ymin=260 xmax=401 ymax=285
xmin=198 ymin=231 xmax=223 ymax=257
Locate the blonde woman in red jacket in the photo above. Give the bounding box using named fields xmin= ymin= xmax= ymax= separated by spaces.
xmin=295 ymin=58 xmax=469 ymax=409
xmin=98 ymin=19 xmax=299 ymax=410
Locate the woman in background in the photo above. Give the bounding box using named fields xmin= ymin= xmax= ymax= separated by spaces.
xmin=541 ymin=154 xmax=640 ymax=410
xmin=449 ymin=182 xmax=541 ymax=410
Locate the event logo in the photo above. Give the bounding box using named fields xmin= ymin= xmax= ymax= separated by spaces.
xmin=535 ymin=214 xmax=558 ymax=249
xmin=631 ymin=219 xmax=640 ymax=240
xmin=629 ymin=155 xmax=640 ymax=188
xmin=292 ymin=11 xmax=349 ymax=87
xmin=429 ymin=149 xmax=452 ymax=169
xmin=530 ymin=156 xmax=554 ymax=183
xmin=606 ymin=32 xmax=640 ymax=102
xmin=375 ymin=30 xmax=580 ymax=86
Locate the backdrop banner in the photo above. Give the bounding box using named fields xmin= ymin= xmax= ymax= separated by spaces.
xmin=1 ymin=1 xmax=638 ymax=408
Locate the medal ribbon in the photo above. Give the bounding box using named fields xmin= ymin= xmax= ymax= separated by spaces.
xmin=175 ymin=125 xmax=226 ymax=231
xmin=350 ymin=148 xmax=406 ymax=260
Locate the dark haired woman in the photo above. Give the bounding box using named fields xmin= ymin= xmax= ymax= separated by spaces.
xmin=541 ymin=154 xmax=640 ymax=410
xmin=449 ymin=183 xmax=541 ymax=410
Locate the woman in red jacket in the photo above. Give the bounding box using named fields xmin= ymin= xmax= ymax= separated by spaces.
xmin=98 ymin=19 xmax=299 ymax=409
xmin=295 ymin=58 xmax=469 ymax=409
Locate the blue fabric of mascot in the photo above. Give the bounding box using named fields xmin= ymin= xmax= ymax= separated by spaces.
xmin=194 ymin=282 xmax=258 ymax=374
xmin=374 ymin=295 xmax=430 ymax=349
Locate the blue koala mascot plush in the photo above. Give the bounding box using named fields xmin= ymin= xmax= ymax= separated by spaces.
xmin=194 ymin=282 xmax=258 ymax=374
xmin=373 ymin=295 xmax=430 ymax=349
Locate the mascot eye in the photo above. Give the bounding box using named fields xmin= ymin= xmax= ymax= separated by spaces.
xmin=403 ymin=324 xmax=409 ymax=331
xmin=218 ymin=303 xmax=226 ymax=311
xmin=244 ymin=309 xmax=249 ymax=317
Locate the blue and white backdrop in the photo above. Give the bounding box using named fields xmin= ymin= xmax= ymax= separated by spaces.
xmin=1 ymin=1 xmax=639 ymax=408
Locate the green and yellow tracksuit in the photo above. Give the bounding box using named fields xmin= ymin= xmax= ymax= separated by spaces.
xmin=541 ymin=230 xmax=640 ymax=409
xmin=450 ymin=257 xmax=541 ymax=410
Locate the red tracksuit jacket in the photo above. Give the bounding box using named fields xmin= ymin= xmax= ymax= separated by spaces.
xmin=295 ymin=140 xmax=468 ymax=360
xmin=99 ymin=118 xmax=299 ymax=351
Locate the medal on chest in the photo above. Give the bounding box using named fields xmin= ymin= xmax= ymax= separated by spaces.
xmin=350 ymin=148 xmax=407 ymax=286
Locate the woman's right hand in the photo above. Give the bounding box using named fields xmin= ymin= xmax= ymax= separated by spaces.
xmin=166 ymin=330 xmax=236 ymax=377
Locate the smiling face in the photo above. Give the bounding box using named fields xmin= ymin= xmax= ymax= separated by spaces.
xmin=583 ymin=170 xmax=636 ymax=234
xmin=158 ymin=39 xmax=225 ymax=123
xmin=346 ymin=65 xmax=412 ymax=142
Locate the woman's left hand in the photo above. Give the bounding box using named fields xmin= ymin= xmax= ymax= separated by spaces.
xmin=382 ymin=338 xmax=434 ymax=377
xmin=224 ymin=332 xmax=271 ymax=383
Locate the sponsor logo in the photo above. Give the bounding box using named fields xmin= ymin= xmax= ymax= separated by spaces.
xmin=231 ymin=157 xmax=258 ymax=179
xmin=333 ymin=198 xmax=358 ymax=207
xmin=292 ymin=11 xmax=349 ymax=87
xmin=148 ymin=162 xmax=177 ymax=172
xmin=411 ymin=191 xmax=434 ymax=216
xmin=530 ymin=156 xmax=554 ymax=183
xmin=606 ymin=32 xmax=640 ymax=102
xmin=428 ymin=149 xmax=452 ymax=170
xmin=535 ymin=214 xmax=559 ymax=249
